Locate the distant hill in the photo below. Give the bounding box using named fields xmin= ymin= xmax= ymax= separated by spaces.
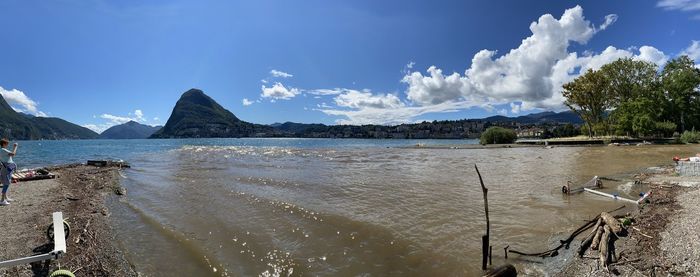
xmin=150 ymin=88 xmax=273 ymax=138
xmin=269 ymin=122 xmax=327 ymax=135
xmin=0 ymin=95 xmax=98 ymax=140
xmin=99 ymin=121 xmax=161 ymax=139
xmin=482 ymin=111 xmax=582 ymax=124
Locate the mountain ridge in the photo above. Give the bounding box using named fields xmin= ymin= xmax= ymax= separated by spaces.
xmin=0 ymin=95 xmax=98 ymax=140
xmin=99 ymin=121 xmax=162 ymax=139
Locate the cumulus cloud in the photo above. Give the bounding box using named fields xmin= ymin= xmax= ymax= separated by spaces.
xmin=682 ymin=40 xmax=700 ymax=61
xmin=270 ymin=69 xmax=293 ymax=78
xmin=402 ymin=6 xmax=620 ymax=110
xmin=399 ymin=6 xmax=672 ymax=113
xmin=242 ymin=98 xmax=254 ymax=106
xmin=0 ymin=86 xmax=46 ymax=116
xmin=312 ymin=6 xmax=685 ymax=125
xmin=261 ymin=82 xmax=300 ymax=100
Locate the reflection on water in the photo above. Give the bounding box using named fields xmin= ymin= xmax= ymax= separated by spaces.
xmin=107 ymin=143 xmax=696 ymax=276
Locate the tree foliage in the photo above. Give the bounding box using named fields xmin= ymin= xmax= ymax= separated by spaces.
xmin=562 ymin=69 xmax=612 ymax=137
xmin=480 ymin=126 xmax=517 ymax=144
xmin=562 ymin=56 xmax=700 ymax=138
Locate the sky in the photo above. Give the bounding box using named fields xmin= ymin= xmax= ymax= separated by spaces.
xmin=0 ymin=0 xmax=699 ymax=132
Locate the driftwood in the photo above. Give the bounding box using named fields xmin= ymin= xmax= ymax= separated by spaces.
xmin=591 ymin=226 xmax=605 ymax=250
xmin=474 ymin=165 xmax=490 ymax=271
xmin=507 ymin=205 xmax=625 ymax=259
xmin=483 ymin=264 xmax=517 ymax=277
xmin=600 ymin=212 xmax=624 ymax=235
xmin=578 ymin=218 xmax=602 ymax=256
xmin=599 ymin=225 xmax=611 ymax=270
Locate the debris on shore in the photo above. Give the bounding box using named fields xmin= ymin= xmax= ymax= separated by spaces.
xmin=0 ymin=163 xmax=137 ymax=276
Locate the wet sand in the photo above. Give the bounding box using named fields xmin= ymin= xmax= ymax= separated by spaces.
xmin=0 ymin=164 xmax=136 ymax=276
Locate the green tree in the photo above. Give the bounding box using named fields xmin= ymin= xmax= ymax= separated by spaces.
xmin=480 ymin=127 xmax=517 ymax=144
xmin=599 ymin=58 xmax=665 ymax=137
xmin=661 ymin=56 xmax=700 ymax=132
xmin=600 ymin=58 xmax=660 ymax=105
xmin=562 ymin=69 xmax=612 ymax=137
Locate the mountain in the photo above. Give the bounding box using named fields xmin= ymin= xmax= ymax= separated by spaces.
xmin=0 ymin=95 xmax=99 ymax=140
xmin=99 ymin=121 xmax=162 ymax=139
xmin=150 ymin=89 xmax=273 ymax=138
xmin=269 ymin=122 xmax=327 ymax=134
xmin=31 ymin=117 xmax=100 ymax=139
xmin=482 ymin=111 xmax=582 ymax=124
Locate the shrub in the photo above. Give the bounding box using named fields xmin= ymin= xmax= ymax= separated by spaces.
xmin=680 ymin=129 xmax=700 ymax=143
xmin=480 ymin=127 xmax=517 ymax=144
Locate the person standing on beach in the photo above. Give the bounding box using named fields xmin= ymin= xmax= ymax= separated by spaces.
xmin=0 ymin=138 xmax=17 ymax=205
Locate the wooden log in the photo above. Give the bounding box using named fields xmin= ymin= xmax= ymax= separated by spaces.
xmin=475 ymin=165 xmax=490 ymax=271
xmin=599 ymin=225 xmax=611 ymax=270
xmin=483 ymin=264 xmax=517 ymax=277
xmin=600 ymin=212 xmax=625 ymax=235
xmin=591 ymin=226 xmax=604 ymax=250
xmin=578 ymin=218 xmax=602 ymax=256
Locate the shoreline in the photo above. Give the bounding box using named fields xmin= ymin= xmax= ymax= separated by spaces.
xmin=554 ymin=164 xmax=700 ymax=276
xmin=0 ymin=164 xmax=137 ymax=276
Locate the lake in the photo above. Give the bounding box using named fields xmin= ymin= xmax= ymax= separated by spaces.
xmin=13 ymin=138 xmax=696 ymax=276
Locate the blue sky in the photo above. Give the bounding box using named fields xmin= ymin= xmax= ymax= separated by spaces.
xmin=0 ymin=0 xmax=698 ymax=132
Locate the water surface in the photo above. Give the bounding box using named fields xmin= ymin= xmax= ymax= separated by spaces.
xmin=14 ymin=139 xmax=696 ymax=276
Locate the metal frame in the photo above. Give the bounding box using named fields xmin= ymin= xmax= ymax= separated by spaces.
xmin=0 ymin=212 xmax=66 ymax=268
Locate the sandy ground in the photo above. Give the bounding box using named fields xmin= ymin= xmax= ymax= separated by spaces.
xmin=0 ymin=164 xmax=136 ymax=277
xmin=554 ymin=166 xmax=699 ymax=276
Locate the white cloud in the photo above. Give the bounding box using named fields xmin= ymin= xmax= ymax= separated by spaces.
xmin=306 ymin=6 xmax=688 ymax=125
xmin=270 ymin=69 xmax=293 ymax=78
xmin=261 ymin=79 xmax=268 ymax=84
xmin=657 ymin=0 xmax=700 ymax=18
xmin=682 ymin=40 xmax=700 ymax=61
xmin=82 ymin=124 xmax=105 ymax=133
xmin=319 ymin=100 xmax=475 ymax=125
xmin=597 ymin=14 xmax=618 ymax=31
xmin=242 ymin=98 xmax=254 ymax=106
xmin=306 ymin=88 xmax=345 ymax=95
xmin=0 ymin=86 xmax=46 ymax=116
xmin=100 ymin=114 xmax=133 ymax=124
xmin=261 ymin=82 xmax=300 ymax=100
xmin=153 ymin=117 xmax=160 ymax=121
xmin=510 ymin=102 xmax=521 ymax=114
xmin=134 ymin=109 xmax=145 ymax=121
xmin=85 ymin=109 xmax=149 ymax=133
xmin=334 ymin=90 xmax=404 ymax=109
xmin=497 ymin=109 xmax=508 ymax=116
xmin=400 ymin=6 xmax=672 ymax=113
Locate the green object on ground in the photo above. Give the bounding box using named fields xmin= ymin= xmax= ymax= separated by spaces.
xmin=49 ymin=269 xmax=75 ymax=277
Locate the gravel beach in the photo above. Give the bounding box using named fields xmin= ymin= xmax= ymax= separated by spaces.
xmin=0 ymin=164 xmax=136 ymax=276
xmin=555 ymin=166 xmax=700 ymax=276
xmin=660 ymin=184 xmax=700 ymax=275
